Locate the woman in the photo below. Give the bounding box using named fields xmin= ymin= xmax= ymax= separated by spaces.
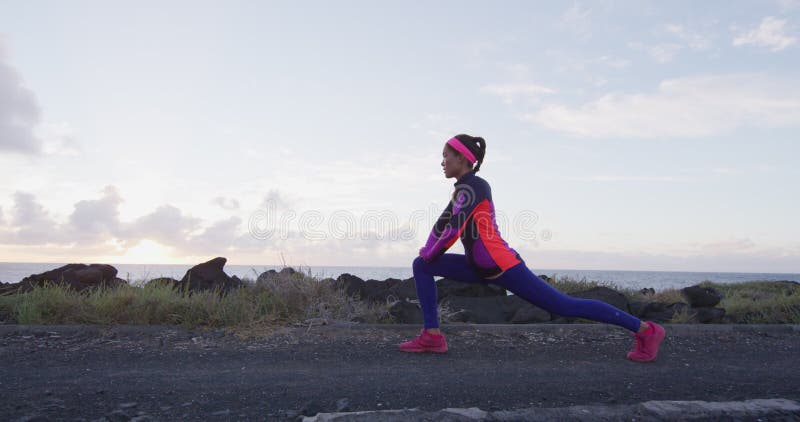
xmin=399 ymin=134 xmax=666 ymax=362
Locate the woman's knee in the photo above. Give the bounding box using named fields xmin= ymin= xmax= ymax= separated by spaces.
xmin=412 ymin=256 xmax=427 ymax=273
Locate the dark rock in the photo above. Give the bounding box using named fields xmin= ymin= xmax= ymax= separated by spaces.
xmin=436 ymin=278 xmax=506 ymax=300
xmin=387 ymin=278 xmax=417 ymax=301
xmin=689 ymin=306 xmax=726 ymax=323
xmin=682 ymin=285 xmax=722 ymax=307
xmin=332 ymin=273 xmax=364 ymax=297
xmin=256 ymin=268 xmax=303 ymax=285
xmin=628 ymin=301 xmax=649 ymax=318
xmin=538 ymin=274 xmax=552 ymax=283
xmin=440 ymin=296 xmax=507 ymax=323
xmin=388 ymin=299 xmax=423 ymax=324
xmin=361 ymin=280 xmax=391 ymax=303
xmin=5 ymin=263 xmax=126 ymax=294
xmin=144 ymin=277 xmax=180 ymax=288
xmin=509 ymin=303 xmax=552 ymax=323
xmin=570 ymin=287 xmax=630 ymax=313
xmin=639 ymin=287 xmax=656 ymax=297
xmin=641 ymin=302 xmax=689 ymax=322
xmin=255 ymin=269 xmax=278 ymax=284
xmin=178 ymin=257 xmax=242 ymax=294
xmin=382 ymin=278 xmax=402 ymax=289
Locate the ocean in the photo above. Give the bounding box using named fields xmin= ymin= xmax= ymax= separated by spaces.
xmin=1 ymin=262 xmax=799 ymax=292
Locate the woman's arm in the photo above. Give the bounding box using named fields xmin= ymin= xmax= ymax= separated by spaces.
xmin=419 ymin=186 xmax=481 ymax=261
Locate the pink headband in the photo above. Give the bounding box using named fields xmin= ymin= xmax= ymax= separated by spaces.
xmin=446 ymin=137 xmax=477 ymax=164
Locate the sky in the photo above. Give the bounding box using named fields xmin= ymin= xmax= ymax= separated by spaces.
xmin=0 ymin=0 xmax=799 ymax=273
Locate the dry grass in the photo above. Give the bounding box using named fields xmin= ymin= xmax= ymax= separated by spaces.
xmin=1 ymin=273 xmax=797 ymax=327
xmin=698 ymin=280 xmax=800 ymax=323
xmin=0 ymin=270 xmax=392 ymax=331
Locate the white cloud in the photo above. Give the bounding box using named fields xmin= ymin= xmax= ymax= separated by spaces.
xmin=596 ymin=55 xmax=630 ymax=69
xmin=628 ymin=41 xmax=683 ymax=63
xmin=560 ymin=2 xmax=592 ymax=39
xmin=663 ymin=23 xmax=714 ymax=51
xmin=568 ymin=175 xmax=687 ymax=183
xmin=733 ymin=16 xmax=797 ymax=52
xmin=211 ymin=196 xmax=240 ymax=210
xmin=480 ymin=83 xmax=556 ymax=104
xmin=126 ymin=205 xmax=202 ymax=248
xmin=0 ymin=44 xmax=42 ymax=155
xmin=67 ymin=186 xmax=123 ymax=243
xmin=0 ymin=192 xmax=62 ymax=244
xmin=524 ymin=74 xmax=800 ymax=139
xmin=777 ymin=0 xmax=800 ymax=11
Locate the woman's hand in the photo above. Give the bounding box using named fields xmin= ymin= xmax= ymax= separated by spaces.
xmin=419 ymin=247 xmax=433 ymax=262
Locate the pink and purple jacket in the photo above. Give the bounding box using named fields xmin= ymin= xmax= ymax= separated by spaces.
xmin=419 ymin=171 xmax=523 ymax=278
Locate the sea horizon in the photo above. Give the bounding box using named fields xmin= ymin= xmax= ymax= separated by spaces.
xmin=2 ymin=261 xmax=799 ymax=292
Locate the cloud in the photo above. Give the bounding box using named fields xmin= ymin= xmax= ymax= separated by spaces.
xmin=211 ymin=196 xmax=240 ymax=210
xmin=663 ymin=23 xmax=714 ymax=51
xmin=126 ymin=205 xmax=202 ymax=248
xmin=479 ymin=83 xmax=556 ymax=104
xmin=0 ymin=192 xmax=61 ymax=244
xmin=0 ymin=44 xmax=43 ymax=155
xmin=733 ymin=17 xmax=797 ymax=52
xmin=524 ymin=74 xmax=800 ymax=139
xmin=568 ymin=175 xmax=687 ymax=183
xmin=628 ymin=41 xmax=683 ymax=63
xmin=689 ymin=237 xmax=757 ymax=255
xmin=67 ymin=186 xmax=123 ymax=243
xmin=560 ymin=2 xmax=592 ymax=39
xmin=777 ymin=0 xmax=800 ymax=11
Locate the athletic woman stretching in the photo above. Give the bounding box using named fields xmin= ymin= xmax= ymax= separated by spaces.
xmin=399 ymin=134 xmax=666 ymax=362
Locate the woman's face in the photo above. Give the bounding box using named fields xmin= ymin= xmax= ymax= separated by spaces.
xmin=441 ymin=144 xmax=467 ymax=179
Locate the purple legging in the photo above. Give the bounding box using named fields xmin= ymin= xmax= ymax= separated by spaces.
xmin=412 ymin=254 xmax=642 ymax=332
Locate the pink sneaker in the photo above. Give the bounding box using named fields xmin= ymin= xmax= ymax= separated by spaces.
xmin=399 ymin=329 xmax=448 ymax=353
xmin=627 ymin=321 xmax=666 ymax=362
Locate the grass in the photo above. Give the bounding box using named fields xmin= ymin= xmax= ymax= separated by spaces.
xmin=0 ymin=271 xmax=392 ymax=331
xmin=698 ymin=280 xmax=800 ymax=324
xmin=1 ymin=272 xmax=798 ymax=328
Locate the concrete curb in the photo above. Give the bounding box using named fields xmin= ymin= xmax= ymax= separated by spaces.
xmin=303 ymin=398 xmax=800 ymax=421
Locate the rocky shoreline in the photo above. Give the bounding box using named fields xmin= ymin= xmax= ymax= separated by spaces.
xmin=2 ymin=257 xmax=797 ymax=326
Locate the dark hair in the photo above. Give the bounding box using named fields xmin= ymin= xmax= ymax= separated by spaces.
xmin=447 ymin=134 xmax=487 ymax=172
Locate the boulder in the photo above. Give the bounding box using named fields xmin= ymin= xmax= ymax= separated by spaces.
xmin=387 ymin=278 xmax=417 ymax=301
xmin=388 ymin=299 xmax=423 ymax=324
xmin=628 ymin=301 xmax=649 ymax=318
xmin=332 ymin=273 xmax=364 ymax=297
xmin=570 ymin=286 xmax=630 ymax=313
xmin=681 ymin=285 xmax=722 ymax=308
xmin=640 ymin=302 xmax=689 ymax=323
xmin=178 ymin=257 xmax=242 ymax=294
xmin=145 ymin=277 xmax=180 ymax=288
xmin=639 ymin=287 xmax=656 ymax=297
xmin=6 ymin=263 xmax=126 ymax=293
xmin=436 ymin=278 xmax=506 ymax=300
xmin=361 ymin=280 xmax=391 ymax=303
xmin=440 ymin=296 xmax=508 ymax=323
xmin=508 ymin=303 xmax=552 ymax=324
xmin=690 ymin=306 xmax=726 ymax=323
xmin=256 ymin=267 xmax=302 ymax=285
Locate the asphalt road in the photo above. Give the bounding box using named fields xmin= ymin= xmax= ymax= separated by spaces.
xmin=1 ymin=323 xmax=798 ymax=421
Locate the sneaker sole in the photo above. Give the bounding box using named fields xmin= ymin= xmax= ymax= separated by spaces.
xmin=399 ymin=347 xmax=448 ymax=353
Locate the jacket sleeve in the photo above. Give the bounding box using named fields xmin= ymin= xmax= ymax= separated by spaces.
xmin=419 ymin=186 xmax=481 ymax=261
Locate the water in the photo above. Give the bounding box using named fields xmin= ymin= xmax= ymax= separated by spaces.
xmin=1 ymin=262 xmax=798 ymax=292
